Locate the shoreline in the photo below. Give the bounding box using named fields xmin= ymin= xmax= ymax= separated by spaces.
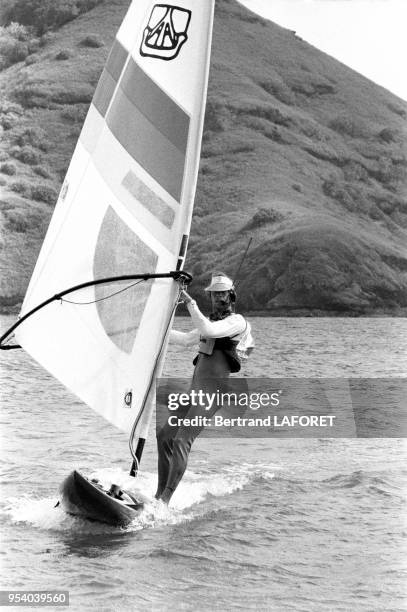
xmin=1 ymin=303 xmax=406 ymax=318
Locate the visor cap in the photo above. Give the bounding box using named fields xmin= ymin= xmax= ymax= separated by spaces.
xmin=205 ymin=272 xmax=234 ymax=292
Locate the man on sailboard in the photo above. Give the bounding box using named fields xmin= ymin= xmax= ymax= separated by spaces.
xmin=155 ymin=272 xmax=254 ymax=504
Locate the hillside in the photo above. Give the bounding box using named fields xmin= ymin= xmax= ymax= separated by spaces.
xmin=0 ymin=0 xmax=406 ymax=314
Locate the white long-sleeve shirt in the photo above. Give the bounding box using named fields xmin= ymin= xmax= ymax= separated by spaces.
xmin=169 ymin=300 xmax=246 ymax=347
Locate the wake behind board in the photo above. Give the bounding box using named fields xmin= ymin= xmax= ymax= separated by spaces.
xmin=59 ymin=471 xmax=144 ymax=527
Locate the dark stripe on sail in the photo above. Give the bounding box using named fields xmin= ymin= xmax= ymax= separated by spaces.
xmin=105 ymin=39 xmax=128 ymax=81
xmin=122 ymin=171 xmax=175 ymax=228
xmin=107 ymin=89 xmax=185 ymax=202
xmin=93 ymin=40 xmax=128 ymax=116
xmin=120 ymin=61 xmax=189 ymax=154
xmin=91 ymin=42 xmax=189 ymax=201
xmin=93 ymin=69 xmax=116 ymax=117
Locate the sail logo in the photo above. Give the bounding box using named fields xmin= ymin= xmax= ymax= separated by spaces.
xmin=140 ymin=4 xmax=192 ymax=61
xmin=124 ymin=390 xmax=133 ymax=408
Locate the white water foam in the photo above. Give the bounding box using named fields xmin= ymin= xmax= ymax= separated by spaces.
xmin=3 ymin=496 xmax=121 ymax=534
xmin=3 ymin=462 xmax=277 ymax=534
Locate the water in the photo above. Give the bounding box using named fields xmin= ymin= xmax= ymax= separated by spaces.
xmin=1 ymin=316 xmax=406 ymax=611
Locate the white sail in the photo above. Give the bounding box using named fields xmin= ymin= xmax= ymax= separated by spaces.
xmin=15 ymin=0 xmax=214 ymax=436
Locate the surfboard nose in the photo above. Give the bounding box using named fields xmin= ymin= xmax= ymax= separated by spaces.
xmin=59 ymin=470 xmax=140 ymax=527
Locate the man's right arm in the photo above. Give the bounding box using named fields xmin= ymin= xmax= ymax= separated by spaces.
xmin=169 ymin=329 xmax=200 ymax=347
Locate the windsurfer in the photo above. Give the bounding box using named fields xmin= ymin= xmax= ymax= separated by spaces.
xmin=155 ymin=272 xmax=254 ymax=504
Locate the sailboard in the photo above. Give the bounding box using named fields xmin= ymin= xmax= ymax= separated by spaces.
xmin=59 ymin=471 xmax=145 ymax=527
xmin=1 ymin=0 xmax=215 ymax=523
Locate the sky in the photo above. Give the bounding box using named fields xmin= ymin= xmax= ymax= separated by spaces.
xmin=238 ymin=0 xmax=407 ymax=101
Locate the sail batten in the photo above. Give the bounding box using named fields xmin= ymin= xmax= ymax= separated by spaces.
xmin=11 ymin=0 xmax=214 ymax=438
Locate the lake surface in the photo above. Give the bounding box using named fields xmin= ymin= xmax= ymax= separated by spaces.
xmin=1 ymin=315 xmax=406 ymax=611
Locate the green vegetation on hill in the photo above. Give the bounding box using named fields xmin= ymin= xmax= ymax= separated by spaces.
xmin=0 ymin=0 xmax=406 ymax=314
